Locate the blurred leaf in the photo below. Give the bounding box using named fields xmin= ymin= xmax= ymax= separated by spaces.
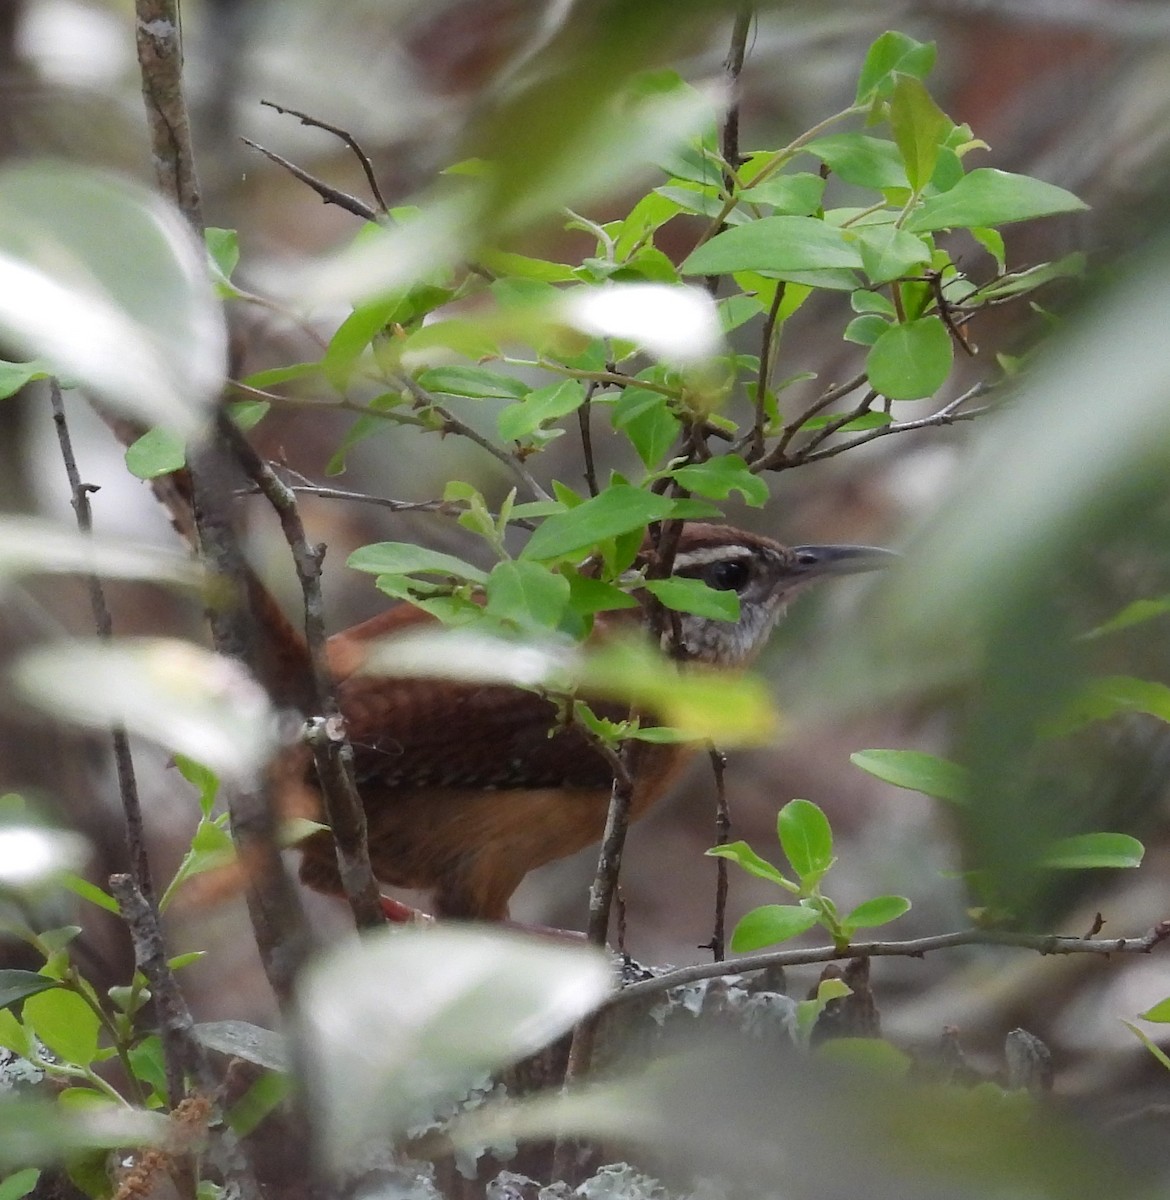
xmin=0 ymin=517 xmax=199 ymax=590
xmin=298 ymin=925 xmax=611 ymax=1168
xmin=226 ymin=1070 xmax=291 ymax=1138
xmin=704 ymin=840 xmax=792 ymax=889
xmin=777 ymin=799 xmax=834 ymax=882
xmin=850 ymin=749 xmax=969 ymax=804
xmin=12 ymin=639 xmax=277 ymax=784
xmin=0 ymin=971 xmax=59 ymax=1011
xmin=521 ymin=485 xmax=675 ymax=561
xmin=174 ymin=754 xmax=220 ymax=816
xmin=907 ymin=169 xmax=1087 ymax=232
xmin=59 ymin=874 xmax=118 ymax=915
xmin=0 ymin=826 xmax=87 ymax=891
xmin=1046 ymin=675 xmax=1170 ymax=736
xmin=1080 ymin=596 xmax=1170 ymax=639
xmin=1038 ymin=833 xmax=1144 ymax=870
xmin=0 ymin=359 xmax=52 ymax=399
xmin=348 ymin=542 xmax=489 ymax=585
xmin=644 ymin=576 xmax=739 ymax=621
xmin=0 ymin=164 xmax=224 ymax=432
xmin=730 ymin=904 xmax=820 ymax=952
xmin=1123 ymin=1020 xmax=1170 ymax=1073
xmin=866 ymin=315 xmax=953 ymax=399
xmin=0 ymin=1098 xmax=165 ymax=1168
xmin=125 ymin=427 xmax=186 ymax=479
xmin=195 ymin=1020 xmax=288 ymax=1072
xmin=204 ymin=227 xmax=239 ymax=284
xmin=22 ymin=988 xmax=100 ymax=1066
xmin=418 ymin=365 xmax=530 ymax=400
xmin=0 ymin=1168 xmax=39 ymax=1200
xmin=682 ymin=216 xmax=864 ymax=277
xmin=842 ymin=894 xmax=911 ymax=930
xmin=669 ymin=454 xmax=769 ymax=506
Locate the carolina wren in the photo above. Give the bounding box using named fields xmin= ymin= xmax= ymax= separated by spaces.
xmin=290 ymin=523 xmax=891 ymax=922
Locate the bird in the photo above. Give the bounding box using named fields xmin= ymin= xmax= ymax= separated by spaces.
xmin=281 ymin=523 xmax=892 ymax=922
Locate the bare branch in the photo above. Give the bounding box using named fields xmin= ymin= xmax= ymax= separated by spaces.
xmin=240 ymin=136 xmax=379 ymax=223
xmin=261 ymin=99 xmax=389 ymax=213
xmin=614 ymin=920 xmax=1170 ymax=1006
xmin=699 ymin=747 xmax=730 ymax=963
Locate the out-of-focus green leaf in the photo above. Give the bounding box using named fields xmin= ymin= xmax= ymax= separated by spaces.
xmin=0 ymin=1168 xmax=39 ymax=1200
xmin=1138 ymin=997 xmax=1170 ymax=1023
xmin=0 ymin=1098 xmax=165 ymax=1168
xmin=866 ymin=316 xmax=953 ymax=399
xmin=850 ymin=749 xmax=969 ymax=803
xmin=0 ymin=360 xmax=51 ymax=399
xmin=730 ymin=904 xmax=820 ymax=952
xmin=0 ymin=164 xmax=224 ymax=432
xmin=1045 ymin=675 xmax=1170 ymax=737
xmin=12 ymin=639 xmax=277 ymax=784
xmin=1038 ymin=833 xmax=1144 ymax=870
xmin=682 ymin=216 xmax=864 ymax=277
xmin=1080 ymin=596 xmax=1170 ymax=640
xmin=59 ymin=874 xmax=118 ymax=915
xmin=907 ymin=169 xmax=1088 ymax=232
xmin=298 ymin=925 xmax=612 ymax=1168
xmin=125 ymin=427 xmax=186 ymax=479
xmin=521 ymin=485 xmax=675 ymax=561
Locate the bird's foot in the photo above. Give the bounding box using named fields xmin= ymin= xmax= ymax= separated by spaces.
xmin=379 ymin=895 xmax=435 ymax=925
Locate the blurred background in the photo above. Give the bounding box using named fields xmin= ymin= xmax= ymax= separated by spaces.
xmin=1 ymin=0 xmax=1170 ymax=1115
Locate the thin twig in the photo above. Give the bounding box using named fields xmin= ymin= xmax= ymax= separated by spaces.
xmin=613 ymin=920 xmax=1170 ymax=1006
xmin=743 ymin=282 xmax=785 ymax=462
xmin=721 ymin=10 xmax=753 ymax=174
xmin=578 ymin=381 xmax=600 ymax=497
xmin=261 ymin=99 xmax=389 ymax=213
xmin=134 ymin=0 xmax=202 ymax=231
xmin=755 ymin=371 xmax=869 ymax=471
xmin=111 ymin=874 xmax=263 ymax=1200
xmin=220 ymin=416 xmax=385 ymax=930
xmin=700 ymin=747 xmax=730 ymax=963
xmin=240 ymin=136 xmax=379 ymax=222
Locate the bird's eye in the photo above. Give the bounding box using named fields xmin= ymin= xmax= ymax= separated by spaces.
xmin=704 ymin=559 xmax=752 ymax=592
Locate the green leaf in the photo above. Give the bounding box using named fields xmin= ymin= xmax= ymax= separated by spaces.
xmin=729 ymin=904 xmax=820 ymax=952
xmin=704 ymin=840 xmax=792 ymax=888
xmin=777 ymin=798 xmax=834 ymax=883
xmin=347 ymin=542 xmax=488 ymax=585
xmin=1138 ymin=997 xmax=1170 ymax=1023
xmin=478 ymin=249 xmax=576 ymax=281
xmin=227 ymin=1070 xmax=291 ymax=1137
xmin=1082 ymin=596 xmax=1170 ymax=639
xmin=850 ymin=749 xmax=969 ymax=803
xmin=866 ymin=315 xmax=953 ymax=400
xmin=855 ymin=226 xmax=932 ymax=285
xmin=0 ymin=360 xmax=51 ymax=400
xmin=484 ymin=561 xmax=570 ymax=630
xmin=59 ymin=873 xmax=119 ymax=915
xmin=174 ymin=754 xmax=220 ymax=816
xmin=204 ymin=227 xmax=239 ymax=283
xmin=321 ymin=295 xmax=404 ymax=387
xmin=521 ymin=485 xmax=676 ymax=561
xmin=805 ymin=134 xmax=908 ymax=190
xmin=1038 ymin=833 xmax=1144 ymax=870
xmin=125 ymin=427 xmax=186 ymax=480
xmin=681 ymin=216 xmax=864 ymax=277
xmin=417 ymin=365 xmax=530 ymax=400
xmin=1124 ymin=1020 xmax=1170 ymax=1072
xmin=127 ymin=1035 xmax=168 ymax=1101
xmin=22 ymin=988 xmax=100 ymax=1066
xmin=228 ymin=399 xmax=269 ymax=431
xmin=843 ymin=894 xmax=911 ymax=930
xmin=1047 ymin=675 xmax=1170 ymax=736
xmin=668 ymin=455 xmax=769 ymax=507
xmin=889 ymin=74 xmax=949 ymax=192
xmin=844 ymin=314 xmax=890 ymax=346
xmin=855 ymin=31 xmax=937 ymax=102
xmin=612 ymin=387 xmax=680 ymax=468
xmin=739 ymin=172 xmax=826 ymax=216
xmin=0 ymin=1170 xmax=39 ymax=1200
xmin=800 ymin=410 xmax=891 ymax=433
xmin=907 ymin=168 xmax=1088 ymax=232
xmin=644 ymin=576 xmax=739 ymax=621
xmin=0 ymin=970 xmax=59 ymax=1011
xmin=0 ymin=163 xmax=224 ymax=434
xmin=498 ymin=379 xmax=586 ymax=441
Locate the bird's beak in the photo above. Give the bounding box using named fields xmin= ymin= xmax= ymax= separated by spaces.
xmin=789 ymin=544 xmax=898 ymax=580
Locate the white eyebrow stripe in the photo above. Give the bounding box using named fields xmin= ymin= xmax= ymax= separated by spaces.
xmin=672 ymin=547 xmax=757 ymax=569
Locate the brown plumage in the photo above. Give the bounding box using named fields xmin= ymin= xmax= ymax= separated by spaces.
xmin=282 ymin=525 xmax=892 ymax=921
